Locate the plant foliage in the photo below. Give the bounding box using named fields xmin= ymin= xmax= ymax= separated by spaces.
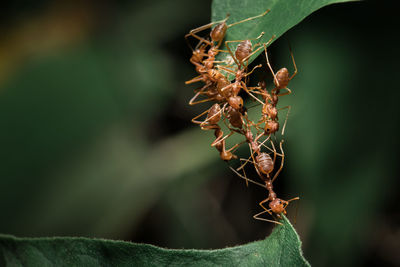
xmin=0 ymin=216 xmax=309 ymax=266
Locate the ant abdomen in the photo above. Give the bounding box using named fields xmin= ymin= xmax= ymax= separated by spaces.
xmin=226 ymin=106 xmax=243 ymax=128
xmin=210 ymin=23 xmax=227 ymax=42
xmin=256 ymin=152 xmax=274 ymax=175
xmin=275 ymin=68 xmax=290 ymax=88
xmin=207 ymin=103 xmax=221 ymax=124
xmin=235 ymin=40 xmax=252 ymax=63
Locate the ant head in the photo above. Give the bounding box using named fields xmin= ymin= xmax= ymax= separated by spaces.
xmin=275 ymin=68 xmax=289 ymax=88
xmin=269 ymin=198 xmax=286 ymax=215
xmin=258 ymin=80 xmax=267 ymax=90
xmin=264 ymin=120 xmax=279 ymax=134
xmin=228 ymin=96 xmax=243 ymax=111
xmin=210 ymin=22 xmax=227 ymax=43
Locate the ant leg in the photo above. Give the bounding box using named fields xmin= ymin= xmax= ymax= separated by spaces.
xmin=244 ymin=64 xmax=263 ymax=77
xmin=241 ymin=82 xmax=264 ymax=105
xmin=285 ymin=196 xmax=300 ymax=224
xmin=237 ymin=155 xmax=264 ymax=181
xmin=185 ymin=15 xmax=230 ymax=45
xmin=258 ymin=141 xmax=283 ymax=157
xmin=285 ymin=197 xmax=300 ymax=207
xmin=213 ymin=60 xmax=231 ymax=65
xmin=281 ymin=197 xmax=300 ymax=217
xmin=200 ymin=105 xmax=224 ymax=127
xmin=246 ymin=86 xmax=262 ymax=92
xmin=189 ymin=84 xmax=213 ymax=106
xmin=256 ymin=135 xmax=284 ymax=157
xmin=185 ymin=30 xmax=213 ymax=44
xmin=253 ymin=209 xmax=283 ymax=225
xmin=185 ymin=75 xmax=204 ymax=85
xmin=228 ymin=166 xmax=267 ymax=189
xmin=191 ymin=108 xmax=210 ymax=125
xmin=276 ymin=87 xmax=292 ymax=97
xmin=271 ymin=140 xmax=285 ymax=183
xmin=225 ymin=39 xmax=241 ymax=67
xmin=256 ymin=198 xmax=283 ymax=225
xmin=217 ymin=65 xmax=236 ymax=74
xmin=227 ymin=9 xmax=270 ymax=28
xmin=270 ymin=139 xmax=278 ymax=171
xmin=227 ymin=140 xmax=247 ymax=153
xmin=225 ymin=32 xmax=265 ymax=44
xmin=189 ymin=95 xmax=216 ymax=105
xmin=278 ymin=105 xmax=291 ymax=135
xmin=264 ymin=43 xmax=280 ymax=87
xmin=242 ymin=165 xmax=249 ymax=187
xmin=288 ymin=44 xmax=298 ymax=80
xmin=254 ymin=132 xmax=267 ymax=143
xmin=237 ymin=156 xmax=255 ymax=171
xmin=219 ymin=83 xmax=233 ymax=96
xmin=192 ymin=104 xmax=222 ymax=126
xmin=241 ymin=34 xmax=276 ymax=63
xmin=211 ymin=130 xmax=233 ymax=146
xmin=224 ymin=32 xmax=265 ymax=69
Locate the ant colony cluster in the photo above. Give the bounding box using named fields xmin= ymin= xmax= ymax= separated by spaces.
xmin=185 ymin=10 xmax=298 ymax=225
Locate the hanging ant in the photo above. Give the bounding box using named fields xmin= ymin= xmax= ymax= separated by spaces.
xmin=234 ymin=139 xmax=299 ymax=224
xmin=185 ymin=10 xmax=270 ymax=83
xmin=246 ymin=42 xmax=297 ymax=137
xmin=185 ymin=10 xmax=271 ymax=105
xmin=191 ymin=103 xmax=242 ymax=161
xmin=261 ymin=43 xmax=298 ymax=135
xmin=264 ymin=43 xmax=297 ymax=96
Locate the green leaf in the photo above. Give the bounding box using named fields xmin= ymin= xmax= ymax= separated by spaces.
xmin=212 ymin=0 xmax=357 ymax=67
xmin=0 ymin=216 xmax=309 ymax=266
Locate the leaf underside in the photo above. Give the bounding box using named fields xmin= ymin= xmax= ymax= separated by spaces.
xmin=0 ymin=216 xmax=309 ymax=266
xmin=211 ymin=0 xmax=357 ymax=69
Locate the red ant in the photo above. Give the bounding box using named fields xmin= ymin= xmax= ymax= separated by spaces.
xmin=234 ymin=138 xmax=299 ymax=224
xmin=186 ymin=10 xmax=270 ymax=106
xmin=191 ymin=103 xmax=242 ymax=161
xmin=245 ymin=43 xmax=297 ymax=137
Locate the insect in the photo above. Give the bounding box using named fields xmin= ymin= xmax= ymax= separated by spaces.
xmin=233 ymin=139 xmax=299 ymax=224
xmin=261 ymin=43 xmax=298 ymax=135
xmin=215 ymin=34 xmax=276 ymax=111
xmin=264 ymin=43 xmax=297 ymax=96
xmin=186 ymin=10 xmax=271 ymax=106
xmin=185 ymin=9 xmax=300 ymax=225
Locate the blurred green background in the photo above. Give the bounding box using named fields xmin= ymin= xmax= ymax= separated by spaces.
xmin=0 ymin=0 xmax=398 ymax=266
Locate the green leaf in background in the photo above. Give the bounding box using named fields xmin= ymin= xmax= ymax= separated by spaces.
xmin=0 ymin=216 xmax=309 ymax=266
xmin=212 ymin=0 xmax=357 ymax=67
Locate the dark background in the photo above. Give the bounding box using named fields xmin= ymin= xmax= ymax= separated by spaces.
xmin=0 ymin=0 xmax=398 ymax=266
